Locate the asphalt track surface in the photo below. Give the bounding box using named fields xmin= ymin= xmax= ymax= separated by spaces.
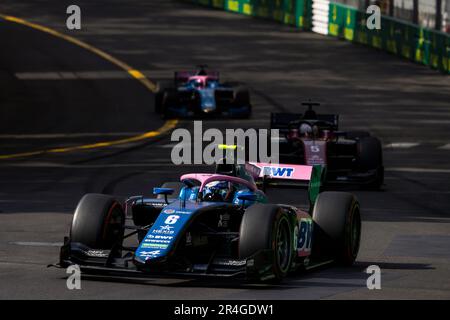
xmin=1 ymin=0 xmax=450 ymax=299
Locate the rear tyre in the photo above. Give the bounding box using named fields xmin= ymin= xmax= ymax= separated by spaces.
xmin=356 ymin=136 xmax=384 ymax=189
xmin=161 ymin=89 xmax=178 ymax=119
xmin=233 ymin=87 xmax=251 ymax=118
xmin=155 ymin=81 xmax=174 ymax=114
xmin=239 ymin=204 xmax=293 ymax=281
xmin=312 ymin=192 xmax=361 ymax=266
xmin=70 ymin=194 xmax=125 ymax=250
xmin=243 ymin=103 xmax=252 ymax=119
xmin=155 ymin=91 xmax=164 ymax=114
xmin=233 ymin=87 xmax=250 ymax=106
xmin=157 ymin=182 xmax=184 ymax=200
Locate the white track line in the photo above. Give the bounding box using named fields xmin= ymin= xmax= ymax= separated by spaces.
xmin=438 ymin=143 xmax=450 ymax=150
xmin=0 ymin=132 xmax=142 ymax=139
xmin=160 ymin=143 xmax=191 ymax=149
xmin=386 ymin=167 xmax=450 ymax=173
xmin=9 ymin=241 xmax=63 ymax=247
xmin=384 ymin=142 xmax=420 ymax=149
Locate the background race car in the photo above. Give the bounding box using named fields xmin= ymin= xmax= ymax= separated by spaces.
xmin=270 ymin=101 xmax=384 ymax=189
xmin=154 ymin=65 xmax=252 ymax=119
xmin=58 ymin=162 xmax=361 ymax=282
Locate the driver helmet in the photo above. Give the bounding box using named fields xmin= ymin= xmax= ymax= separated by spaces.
xmin=191 ymin=78 xmax=203 ymax=88
xmin=202 ymin=181 xmax=231 ymax=202
xmin=299 ymin=123 xmax=313 ymax=136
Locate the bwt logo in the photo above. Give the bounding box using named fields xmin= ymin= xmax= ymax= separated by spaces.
xmin=263 ymin=166 xmax=294 ymax=178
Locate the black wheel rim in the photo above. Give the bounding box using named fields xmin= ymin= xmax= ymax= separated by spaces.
xmin=276 ymin=217 xmax=291 ymax=272
xmin=103 ymin=204 xmax=124 ymax=247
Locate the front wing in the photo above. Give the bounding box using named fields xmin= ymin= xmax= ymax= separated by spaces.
xmin=57 ymin=240 xmax=279 ymax=281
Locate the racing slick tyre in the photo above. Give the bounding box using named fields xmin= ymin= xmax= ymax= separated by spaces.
xmin=161 ymin=89 xmax=178 ymax=119
xmin=70 ymin=194 xmax=125 ymax=250
xmin=233 ymin=87 xmax=251 ymax=118
xmin=356 ymin=136 xmax=384 ymax=189
xmin=154 ymin=91 xmax=164 ymax=114
xmin=157 ymin=182 xmax=184 ymax=200
xmin=154 ymin=81 xmax=174 ymax=114
xmin=312 ymin=192 xmax=361 ymax=266
xmin=239 ymin=204 xmax=293 ymax=282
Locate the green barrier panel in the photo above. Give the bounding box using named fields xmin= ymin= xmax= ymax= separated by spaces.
xmin=297 ymin=0 xmax=311 ymax=29
xmin=283 ymin=0 xmax=297 ymax=25
xmin=272 ymin=0 xmax=310 ymax=28
xmin=446 ymin=37 xmax=450 ymax=73
xmin=425 ymin=29 xmax=448 ymax=72
xmin=253 ymin=0 xmax=273 ymax=19
xmin=240 ymin=0 xmax=253 ymax=15
xmin=328 ymin=3 xmax=357 ymax=39
xmin=343 ymin=6 xmax=357 ymax=41
xmin=306 ymin=0 xmax=313 ymax=29
xmin=429 ymin=32 xmax=444 ymax=70
xmin=354 ymin=11 xmax=369 ymax=45
xmin=211 ymin=0 xmax=225 ymax=8
xmin=184 ymin=0 xmax=448 ymax=74
xmin=367 ymin=24 xmax=383 ymax=49
xmin=383 ymin=19 xmax=396 ymax=54
xmin=197 ymin=0 xmax=211 ymax=6
xmin=328 ymin=3 xmax=343 ymax=37
xmin=227 ymin=0 xmax=310 ymax=29
xmin=398 ymin=22 xmax=416 ymax=61
xmin=224 ymin=0 xmax=241 ymax=12
xmin=231 ymin=0 xmax=265 ymax=17
xmin=327 ymin=1 xmax=448 ymax=74
xmin=415 ymin=28 xmax=429 ymax=66
xmin=272 ymin=0 xmax=285 ymax=22
xmin=186 ymin=0 xmax=311 ymax=29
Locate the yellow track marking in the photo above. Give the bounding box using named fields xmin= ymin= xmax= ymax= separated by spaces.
xmin=0 ymin=120 xmax=178 ymax=160
xmin=0 ymin=14 xmax=178 ymax=160
xmin=0 ymin=15 xmax=157 ymax=92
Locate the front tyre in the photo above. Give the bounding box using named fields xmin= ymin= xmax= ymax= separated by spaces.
xmin=239 ymin=204 xmax=293 ymax=281
xmin=70 ymin=193 xmax=125 ymax=250
xmin=356 ymin=136 xmax=384 ymax=189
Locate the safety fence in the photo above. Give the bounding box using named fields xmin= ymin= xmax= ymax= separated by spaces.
xmin=315 ymin=0 xmax=450 ymax=73
xmin=189 ymin=0 xmax=312 ymax=29
xmin=184 ymin=0 xmax=449 ymax=74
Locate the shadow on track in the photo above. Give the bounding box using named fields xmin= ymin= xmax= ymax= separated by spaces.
xmin=58 ymin=261 xmax=433 ymax=290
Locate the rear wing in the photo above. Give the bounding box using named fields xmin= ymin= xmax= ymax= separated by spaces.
xmin=174 ymin=71 xmax=220 ymax=85
xmin=270 ymin=113 xmax=339 ymax=133
xmin=246 ymin=162 xmax=323 ymax=205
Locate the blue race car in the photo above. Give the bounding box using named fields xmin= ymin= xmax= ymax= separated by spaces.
xmin=154 ymin=66 xmax=252 ymax=119
xmin=58 ymin=162 xmax=360 ymax=282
